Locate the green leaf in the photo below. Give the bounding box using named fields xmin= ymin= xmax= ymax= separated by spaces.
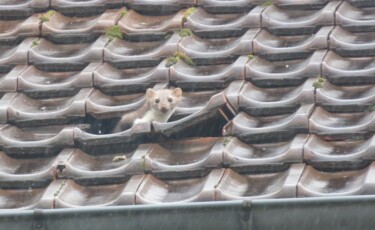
xmin=39 ymin=10 xmax=56 ymax=22
xmin=165 ymin=56 xmax=179 ymax=67
xmin=106 ymin=25 xmax=123 ymax=41
xmin=175 ymin=51 xmax=195 ymax=66
xmin=120 ymin=9 xmax=128 ymax=17
xmin=262 ymin=0 xmax=273 ymax=7
xmin=179 ymin=28 xmax=192 ymax=37
xmin=182 ymin=7 xmax=197 ymax=23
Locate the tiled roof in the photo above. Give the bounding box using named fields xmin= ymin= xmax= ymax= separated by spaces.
xmin=0 ymin=0 xmax=374 ymax=210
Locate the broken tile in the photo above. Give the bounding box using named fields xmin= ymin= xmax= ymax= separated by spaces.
xmin=152 ymin=90 xmax=234 ymax=138
xmin=175 ymin=89 xmax=223 ymax=118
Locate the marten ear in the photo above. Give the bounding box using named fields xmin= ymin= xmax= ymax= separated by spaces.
xmin=146 ymin=88 xmax=155 ymax=98
xmin=172 ymin=88 xmax=182 ymax=97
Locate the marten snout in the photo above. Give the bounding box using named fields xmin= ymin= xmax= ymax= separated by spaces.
xmin=160 ymin=106 xmax=169 ymax=113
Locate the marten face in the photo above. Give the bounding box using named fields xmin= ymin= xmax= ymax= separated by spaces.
xmin=146 ymin=88 xmax=182 ymax=113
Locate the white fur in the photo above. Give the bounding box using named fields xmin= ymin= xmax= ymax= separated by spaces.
xmin=134 ymin=107 xmax=176 ymax=125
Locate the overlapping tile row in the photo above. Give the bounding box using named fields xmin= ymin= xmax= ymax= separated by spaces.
xmin=4 ymin=161 xmax=375 ymax=208
xmin=0 ymin=164 xmax=307 ymax=209
xmin=1 ymin=0 xmax=375 ymax=209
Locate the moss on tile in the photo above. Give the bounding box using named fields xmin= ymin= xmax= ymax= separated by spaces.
xmin=247 ymin=54 xmax=255 ymax=60
xmin=175 ymin=51 xmax=195 ymax=66
xmin=223 ymin=138 xmax=231 ymax=147
xmin=262 ymin=0 xmax=274 ymax=7
xmin=31 ymin=40 xmax=39 ymax=48
xmin=313 ymin=76 xmax=326 ymax=88
xmin=106 ymin=25 xmax=123 ymax=41
xmin=39 ymin=10 xmax=56 ymax=22
xmin=165 ymin=52 xmax=195 ymax=67
xmin=120 ymin=9 xmax=128 ymax=18
xmin=179 ymin=28 xmax=192 ymax=37
xmin=182 ymin=7 xmax=197 ymax=23
xmin=165 ymin=56 xmax=179 ymax=67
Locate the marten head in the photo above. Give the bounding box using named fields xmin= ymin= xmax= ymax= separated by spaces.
xmin=146 ymin=88 xmax=182 ymax=113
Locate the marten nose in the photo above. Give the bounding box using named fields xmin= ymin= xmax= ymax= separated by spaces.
xmin=160 ymin=106 xmax=168 ymax=113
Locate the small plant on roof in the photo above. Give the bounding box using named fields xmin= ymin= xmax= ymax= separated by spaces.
xmin=106 ymin=25 xmax=123 ymax=42
xmin=223 ymin=138 xmax=231 ymax=147
xmin=31 ymin=40 xmax=39 ymax=48
xmin=120 ymin=9 xmax=128 ymax=17
xmin=141 ymin=155 xmax=146 ymax=172
xmin=262 ymin=0 xmax=274 ymax=7
xmin=165 ymin=52 xmax=195 ymax=67
xmin=313 ymin=76 xmax=326 ymax=88
xmin=248 ymin=54 xmax=255 ymax=60
xmin=182 ymin=7 xmax=197 ymax=23
xmin=175 ymin=51 xmax=195 ymax=66
xmin=165 ymin=56 xmax=179 ymax=67
xmin=179 ymin=28 xmax=192 ymax=37
xmin=39 ymin=10 xmax=56 ymax=22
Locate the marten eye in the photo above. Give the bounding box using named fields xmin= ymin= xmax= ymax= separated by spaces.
xmin=155 ymin=99 xmax=160 ymax=103
xmin=168 ymin=98 xmax=173 ymax=102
